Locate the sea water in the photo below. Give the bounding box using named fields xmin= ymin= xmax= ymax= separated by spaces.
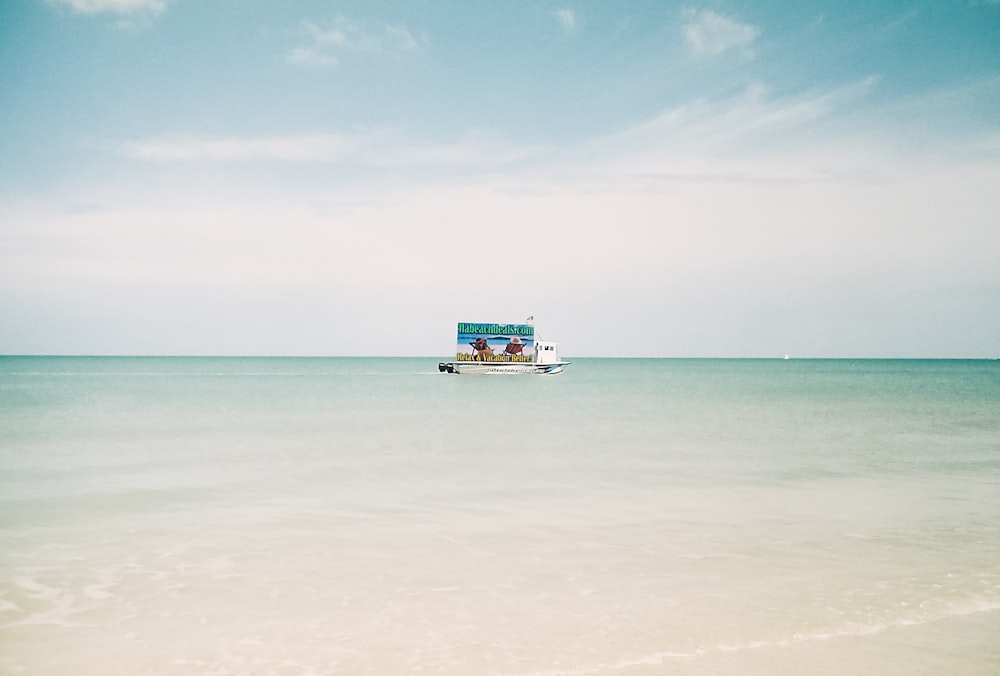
xmin=1 ymin=357 xmax=998 ymax=675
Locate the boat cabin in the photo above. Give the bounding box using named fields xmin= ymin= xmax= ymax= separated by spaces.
xmin=534 ymin=341 xmax=562 ymax=366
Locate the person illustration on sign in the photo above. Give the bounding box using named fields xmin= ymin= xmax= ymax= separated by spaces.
xmin=502 ymin=336 xmax=525 ymax=358
xmin=470 ymin=337 xmax=493 ymax=361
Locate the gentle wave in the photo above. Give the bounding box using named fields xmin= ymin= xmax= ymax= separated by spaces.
xmin=517 ymin=598 xmax=1000 ymax=676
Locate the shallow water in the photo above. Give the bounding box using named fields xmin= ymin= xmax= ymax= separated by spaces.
xmin=1 ymin=357 xmax=999 ymax=674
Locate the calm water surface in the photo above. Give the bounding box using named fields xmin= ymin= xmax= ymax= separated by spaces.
xmin=1 ymin=357 xmax=998 ymax=674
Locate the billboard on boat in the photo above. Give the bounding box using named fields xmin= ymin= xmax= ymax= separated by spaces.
xmin=456 ymin=322 xmax=534 ymax=363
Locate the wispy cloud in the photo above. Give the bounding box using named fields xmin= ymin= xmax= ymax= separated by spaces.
xmin=121 ymin=134 xmax=361 ymax=162
xmin=119 ymin=73 xmax=948 ymax=191
xmin=882 ymin=7 xmax=920 ymax=32
xmin=47 ymin=0 xmax=166 ymax=15
xmin=120 ymin=131 xmax=541 ymax=170
xmin=554 ymin=8 xmax=576 ymax=34
xmin=287 ymin=16 xmax=424 ymax=69
xmin=567 ymin=77 xmax=887 ymax=188
xmin=643 ymin=78 xmax=878 ymax=140
xmin=682 ymin=8 xmax=760 ymax=58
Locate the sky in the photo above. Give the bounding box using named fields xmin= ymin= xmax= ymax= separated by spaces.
xmin=1 ymin=0 xmax=999 ymax=357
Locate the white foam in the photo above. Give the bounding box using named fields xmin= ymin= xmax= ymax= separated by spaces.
xmin=0 ymin=599 xmax=24 ymax=614
xmin=510 ymin=597 xmax=1000 ymax=676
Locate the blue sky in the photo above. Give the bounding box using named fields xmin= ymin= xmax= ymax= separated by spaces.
xmin=1 ymin=1 xmax=999 ymax=356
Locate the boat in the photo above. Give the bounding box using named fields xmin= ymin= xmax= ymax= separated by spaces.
xmin=438 ymin=321 xmax=569 ymax=375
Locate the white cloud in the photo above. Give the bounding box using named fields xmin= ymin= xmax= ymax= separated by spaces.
xmin=287 ymin=17 xmax=424 ymax=69
xmin=108 ymin=75 xmax=992 ymax=195
xmin=384 ymin=24 xmax=421 ymax=50
xmin=6 ymin=133 xmax=999 ymax=356
xmin=8 ymin=76 xmax=1000 ymax=356
xmin=287 ymin=47 xmax=339 ymax=69
xmin=48 ymin=0 xmax=165 ymax=15
xmin=554 ymin=9 xmax=576 ymax=34
xmin=682 ymin=8 xmax=760 ymax=57
xmin=120 ymin=131 xmax=542 ymax=170
xmin=559 ymin=77 xmax=882 ymax=190
xmin=122 ymin=134 xmax=360 ymax=162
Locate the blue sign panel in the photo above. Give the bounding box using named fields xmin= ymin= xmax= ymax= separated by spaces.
xmin=456 ymin=322 xmax=534 ymax=363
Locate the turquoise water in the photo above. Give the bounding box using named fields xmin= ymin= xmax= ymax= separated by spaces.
xmin=1 ymin=357 xmax=999 ymax=674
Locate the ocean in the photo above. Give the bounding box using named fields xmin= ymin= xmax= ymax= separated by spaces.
xmin=1 ymin=357 xmax=998 ymax=675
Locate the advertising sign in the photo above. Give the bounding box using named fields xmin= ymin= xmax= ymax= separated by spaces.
xmin=456 ymin=322 xmax=534 ymax=363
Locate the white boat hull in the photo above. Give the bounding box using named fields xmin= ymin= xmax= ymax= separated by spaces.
xmin=438 ymin=361 xmax=567 ymax=375
xmin=439 ymin=334 xmax=568 ymax=375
